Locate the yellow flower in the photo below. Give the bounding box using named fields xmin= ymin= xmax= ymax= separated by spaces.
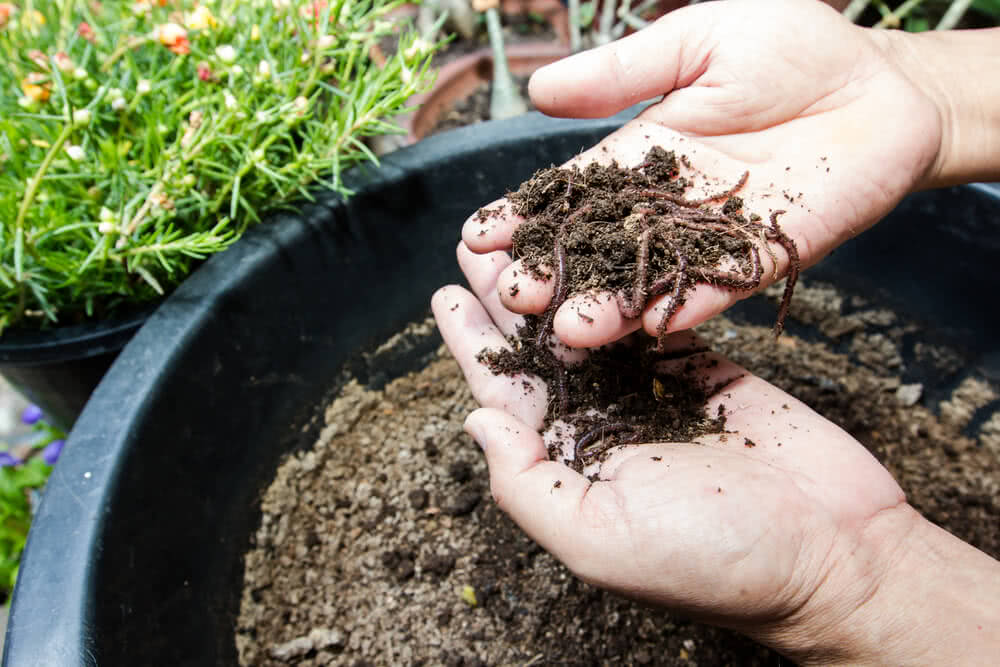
xmin=251 ymin=24 xmax=260 ymax=41
xmin=185 ymin=5 xmax=217 ymax=31
xmin=21 ymin=73 xmax=50 ymax=103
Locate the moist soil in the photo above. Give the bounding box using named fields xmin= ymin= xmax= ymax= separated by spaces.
xmin=236 ymin=279 xmax=1000 ymax=665
xmin=471 ymin=149 xmax=798 ymax=469
xmin=428 ymin=74 xmax=533 ymax=137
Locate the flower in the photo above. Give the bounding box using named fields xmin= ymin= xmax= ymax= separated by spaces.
xmin=0 ymin=4 xmax=17 ymax=30
xmin=251 ymin=24 xmax=260 ymax=41
xmin=98 ymin=221 xmax=117 ymax=234
xmin=21 ymin=405 xmax=43 ymax=425
xmin=21 ymin=73 xmax=51 ymax=103
xmin=185 ymin=5 xmax=218 ymax=31
xmin=72 ymin=108 xmax=92 ymax=127
xmin=215 ymin=45 xmax=237 ymax=64
xmin=53 ymin=51 xmax=75 ymax=74
xmin=197 ymin=62 xmax=213 ymax=82
xmin=27 ymin=49 xmax=49 ymax=71
xmin=137 ymin=79 xmax=152 ymax=95
xmin=0 ymin=452 xmax=21 ymax=467
xmin=65 ymin=145 xmax=85 ymax=161
xmin=223 ymin=90 xmax=238 ymax=111
xmin=42 ymin=439 xmax=65 ymax=465
xmin=157 ymin=22 xmax=190 ymax=55
xmin=78 ymin=21 xmax=97 ymax=43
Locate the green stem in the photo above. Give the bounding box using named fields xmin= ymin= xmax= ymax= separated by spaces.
xmin=874 ymin=0 xmax=925 ymax=28
xmin=13 ymin=122 xmax=74 ymax=282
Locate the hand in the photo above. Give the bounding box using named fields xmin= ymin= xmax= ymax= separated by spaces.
xmin=463 ymin=0 xmax=944 ymax=349
xmin=431 ymin=245 xmax=1000 ymax=664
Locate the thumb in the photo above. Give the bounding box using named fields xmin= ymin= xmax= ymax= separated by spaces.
xmin=527 ymin=7 xmax=712 ymax=119
xmin=464 ymin=408 xmax=613 ymax=570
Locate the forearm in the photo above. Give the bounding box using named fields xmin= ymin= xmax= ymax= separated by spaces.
xmin=881 ymin=27 xmax=1000 ymax=188
xmin=760 ymin=504 xmax=1000 ymax=665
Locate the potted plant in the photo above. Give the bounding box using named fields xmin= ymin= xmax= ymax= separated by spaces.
xmin=0 ymin=0 xmax=440 ymax=426
xmin=4 ymin=109 xmax=999 ymax=663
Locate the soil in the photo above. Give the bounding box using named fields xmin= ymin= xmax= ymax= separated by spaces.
xmin=469 ymin=148 xmax=799 ymax=467
xmin=236 ymin=278 xmax=1000 ymax=665
xmin=428 ymin=75 xmax=533 ymax=137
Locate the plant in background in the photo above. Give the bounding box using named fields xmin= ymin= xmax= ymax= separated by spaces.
xmin=0 ymin=0 xmax=440 ymax=336
xmin=0 ymin=405 xmax=65 ymax=603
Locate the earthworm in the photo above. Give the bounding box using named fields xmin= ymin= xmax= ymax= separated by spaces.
xmin=765 ymin=210 xmax=800 ymax=337
xmin=574 ymin=422 xmax=634 ymax=461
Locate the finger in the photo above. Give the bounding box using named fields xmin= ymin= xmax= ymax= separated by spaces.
xmin=528 ymin=7 xmax=711 ymax=119
xmin=553 ymin=291 xmax=641 ymax=348
xmin=455 ymin=242 xmax=523 ymax=336
xmin=461 ymin=199 xmax=523 ymax=253
xmin=432 ymin=286 xmax=548 ymax=429
xmin=464 ymin=407 xmax=619 ymax=573
xmin=497 ymin=259 xmax=554 ymax=315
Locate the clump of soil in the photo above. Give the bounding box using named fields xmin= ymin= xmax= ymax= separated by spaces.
xmin=236 ymin=287 xmax=1000 ymax=665
xmin=474 ymin=148 xmax=800 ymax=469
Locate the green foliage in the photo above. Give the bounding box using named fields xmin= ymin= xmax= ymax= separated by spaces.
xmin=0 ymin=458 xmax=51 ymax=598
xmin=0 ymin=0 xmax=440 ymax=335
xmin=973 ymin=0 xmax=1000 ymax=18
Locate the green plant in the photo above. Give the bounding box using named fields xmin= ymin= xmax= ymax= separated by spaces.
xmin=0 ymin=408 xmax=65 ymax=602
xmin=0 ymin=0 xmax=440 ymax=335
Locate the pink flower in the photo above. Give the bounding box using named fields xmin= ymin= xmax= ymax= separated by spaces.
xmin=197 ymin=61 xmax=212 ymax=81
xmin=78 ymin=21 xmax=97 ymax=43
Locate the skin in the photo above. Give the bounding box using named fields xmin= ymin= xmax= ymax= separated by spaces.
xmin=437 ymin=0 xmax=1000 ymax=662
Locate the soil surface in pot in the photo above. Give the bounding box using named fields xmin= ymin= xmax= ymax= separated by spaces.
xmin=428 ymin=75 xmax=533 ymax=137
xmin=236 ymin=277 xmax=1000 ymax=665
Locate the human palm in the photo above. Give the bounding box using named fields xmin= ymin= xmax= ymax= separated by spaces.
xmin=463 ymin=0 xmax=943 ymax=348
xmin=432 ymin=244 xmax=905 ymax=632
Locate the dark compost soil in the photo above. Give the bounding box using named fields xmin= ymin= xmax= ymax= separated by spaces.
xmin=473 ymin=149 xmax=800 ymax=471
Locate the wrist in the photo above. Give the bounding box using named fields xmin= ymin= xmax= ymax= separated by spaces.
xmin=753 ymin=504 xmax=1000 ymax=665
xmin=878 ymin=27 xmax=1000 ymax=189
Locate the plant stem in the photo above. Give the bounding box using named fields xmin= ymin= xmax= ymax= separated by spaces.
xmin=936 ymin=0 xmax=973 ymax=29
xmin=874 ymin=0 xmax=925 ymax=28
xmin=484 ymin=8 xmax=528 ymax=121
xmin=13 ymin=123 xmax=74 ymax=282
xmin=842 ymin=0 xmax=872 ymax=22
xmin=567 ymin=0 xmax=583 ymax=52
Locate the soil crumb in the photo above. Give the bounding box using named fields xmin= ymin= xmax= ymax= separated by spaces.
xmin=238 ymin=285 xmax=1000 ymax=665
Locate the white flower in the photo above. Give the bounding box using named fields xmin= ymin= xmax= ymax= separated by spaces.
xmin=215 ymin=44 xmax=237 ymax=63
xmin=255 ymin=110 xmax=269 ymax=123
xmin=257 ymin=60 xmax=271 ymax=78
xmin=231 ymin=64 xmax=244 ymax=77
xmin=98 ymin=221 xmax=116 ymax=234
xmin=72 ymin=108 xmax=92 ymax=127
xmin=111 ymin=97 xmax=126 ymax=111
xmin=73 ymin=67 xmax=88 ymax=80
xmin=404 ymin=38 xmax=432 ymax=61
xmin=137 ymin=79 xmax=152 ymax=95
xmin=223 ymin=90 xmax=238 ymax=111
xmin=99 ymin=207 xmax=115 ymax=223
xmin=300 ymin=51 xmax=310 ymax=64
xmin=316 ymin=35 xmax=335 ymax=50
xmin=65 ymin=144 xmax=85 ymax=161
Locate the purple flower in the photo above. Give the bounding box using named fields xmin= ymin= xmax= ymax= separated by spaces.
xmin=42 ymin=439 xmax=65 ymax=465
xmin=0 ymin=452 xmax=22 ymax=467
xmin=21 ymin=404 xmax=43 ymax=425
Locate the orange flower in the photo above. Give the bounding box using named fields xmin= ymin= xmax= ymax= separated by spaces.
xmin=157 ymin=23 xmax=190 ymax=55
xmin=21 ymin=73 xmax=51 ymax=103
xmin=0 ymin=3 xmax=16 ymax=29
xmin=78 ymin=21 xmax=97 ymax=43
xmin=300 ymin=0 xmax=329 ymax=27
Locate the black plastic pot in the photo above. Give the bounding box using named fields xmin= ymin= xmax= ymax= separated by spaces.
xmin=5 ymin=113 xmax=1000 ymax=665
xmin=0 ymin=311 xmax=150 ymax=430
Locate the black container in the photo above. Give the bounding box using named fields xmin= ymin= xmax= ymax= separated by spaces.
xmin=0 ymin=312 xmax=149 ymax=430
xmin=5 ymin=114 xmax=1000 ymax=666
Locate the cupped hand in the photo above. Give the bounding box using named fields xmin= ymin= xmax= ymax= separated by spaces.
xmin=431 ymin=243 xmax=917 ymax=658
xmin=463 ymin=0 xmax=942 ymax=349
